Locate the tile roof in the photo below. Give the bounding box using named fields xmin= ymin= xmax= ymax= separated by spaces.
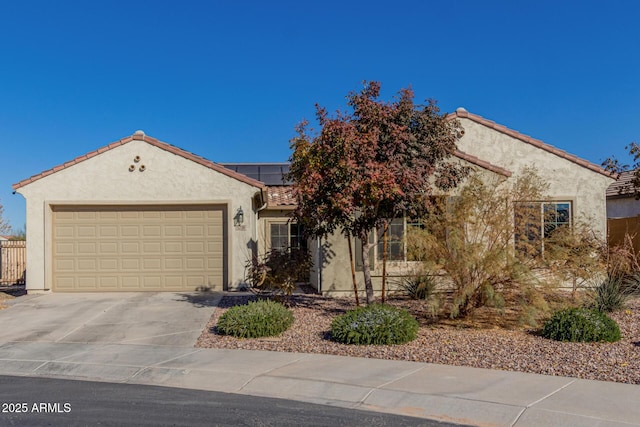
xmin=451 ymin=108 xmax=614 ymax=178
xmin=12 ymin=132 xmax=267 ymax=190
xmin=266 ymin=186 xmax=296 ymax=208
xmin=606 ymin=170 xmax=636 ymax=198
xmin=262 ymin=151 xmax=510 ymax=209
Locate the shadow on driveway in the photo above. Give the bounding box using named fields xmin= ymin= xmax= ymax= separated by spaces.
xmin=174 ymin=291 xmax=223 ymax=308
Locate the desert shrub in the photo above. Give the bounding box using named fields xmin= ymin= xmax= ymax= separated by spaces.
xmin=246 ymin=247 xmax=313 ymax=297
xmin=544 ymin=221 xmax=606 ymax=295
xmin=588 ymin=274 xmax=640 ymax=313
xmin=407 ymin=170 xmax=549 ymax=320
xmin=517 ymin=286 xmax=551 ymax=327
xmin=217 ymin=299 xmax=294 ymax=338
xmin=406 ymin=168 xmax=605 ymax=322
xmin=330 ymin=304 xmax=419 ymax=345
xmin=398 ymin=274 xmax=437 ymax=300
xmin=606 ymin=233 xmax=640 ymax=279
xmin=541 ymin=307 xmax=621 ymax=342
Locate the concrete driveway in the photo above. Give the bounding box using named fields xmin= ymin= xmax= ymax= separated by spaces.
xmin=0 ymin=292 xmax=221 ymax=347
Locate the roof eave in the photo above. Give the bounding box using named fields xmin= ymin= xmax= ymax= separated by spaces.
xmin=450 ymin=110 xmax=614 ymax=180
xmin=12 ymin=134 xmax=267 ymax=191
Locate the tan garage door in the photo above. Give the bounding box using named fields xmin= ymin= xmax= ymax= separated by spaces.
xmin=52 ymin=205 xmax=226 ymax=292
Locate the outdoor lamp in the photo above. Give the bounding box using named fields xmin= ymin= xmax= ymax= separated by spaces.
xmin=235 ymin=206 xmax=244 ymax=226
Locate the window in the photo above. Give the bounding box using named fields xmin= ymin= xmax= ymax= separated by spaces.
xmin=376 ymin=218 xmax=405 ymax=261
xmin=269 ymin=222 xmax=306 ymax=251
xmin=355 ymin=218 xmax=409 ymax=270
xmin=374 ymin=217 xmax=428 ymax=262
xmin=543 ymin=202 xmax=571 ymax=237
xmin=356 ymin=197 xmax=450 ymax=265
xmin=515 ymin=201 xmax=572 ymax=255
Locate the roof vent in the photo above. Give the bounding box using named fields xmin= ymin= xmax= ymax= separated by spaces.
xmin=134 ymin=130 xmax=145 ymax=136
xmin=456 ymin=107 xmax=467 ymax=113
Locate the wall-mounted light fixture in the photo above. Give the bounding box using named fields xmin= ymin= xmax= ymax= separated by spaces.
xmin=234 ymin=206 xmax=244 ymax=226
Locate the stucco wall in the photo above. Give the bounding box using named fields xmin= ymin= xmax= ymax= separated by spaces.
xmin=315 ymin=232 xmax=423 ymax=297
xmin=17 ymin=140 xmax=260 ymax=292
xmin=456 ymin=118 xmax=613 ymax=239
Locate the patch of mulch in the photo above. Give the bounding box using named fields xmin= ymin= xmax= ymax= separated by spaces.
xmin=196 ymin=294 xmax=640 ymax=384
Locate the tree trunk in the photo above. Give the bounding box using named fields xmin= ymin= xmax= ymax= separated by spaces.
xmin=381 ymin=224 xmax=388 ymax=304
xmin=347 ymin=233 xmax=360 ymax=306
xmin=360 ymin=231 xmax=375 ymax=305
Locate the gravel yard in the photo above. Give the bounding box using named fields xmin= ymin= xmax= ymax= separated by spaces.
xmin=0 ymin=291 xmax=15 ymax=309
xmin=196 ymin=293 xmax=640 ymax=385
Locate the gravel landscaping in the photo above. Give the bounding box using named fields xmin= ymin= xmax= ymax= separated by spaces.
xmin=196 ymin=293 xmax=640 ymax=385
xmin=0 ymin=291 xmax=15 ymax=309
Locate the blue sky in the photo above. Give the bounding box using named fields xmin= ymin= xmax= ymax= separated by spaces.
xmin=1 ymin=1 xmax=639 ymax=230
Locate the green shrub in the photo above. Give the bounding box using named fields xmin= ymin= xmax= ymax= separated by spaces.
xmin=330 ymin=304 xmax=419 ymax=345
xmin=541 ymin=307 xmax=621 ymax=342
xmin=588 ymin=274 xmax=640 ymax=313
xmin=217 ymin=299 xmax=294 ymax=338
xmin=398 ymin=274 xmax=437 ymax=300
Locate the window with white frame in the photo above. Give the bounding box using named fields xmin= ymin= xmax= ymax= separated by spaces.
xmin=515 ymin=201 xmax=572 ymax=255
xmin=376 ymin=218 xmax=405 ymax=261
xmin=269 ymin=222 xmax=306 ymax=251
xmin=355 ymin=219 xmax=409 ymax=269
xmin=374 ymin=217 xmax=428 ymax=262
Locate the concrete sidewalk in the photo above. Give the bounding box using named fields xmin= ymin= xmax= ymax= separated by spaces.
xmin=0 ymin=341 xmax=638 ymax=426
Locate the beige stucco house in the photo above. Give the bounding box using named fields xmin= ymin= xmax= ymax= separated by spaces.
xmin=13 ymin=109 xmax=614 ymax=294
xmin=13 ymin=132 xmax=269 ymax=292
xmin=313 ymin=109 xmax=615 ymax=295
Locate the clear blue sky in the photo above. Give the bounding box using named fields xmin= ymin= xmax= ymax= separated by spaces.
xmin=1 ymin=1 xmax=639 ymax=231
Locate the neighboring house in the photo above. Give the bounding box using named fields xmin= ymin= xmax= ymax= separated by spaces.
xmin=606 ymin=170 xmax=640 ymax=219
xmin=0 ymin=236 xmax=9 ymax=241
xmin=13 ymin=110 xmax=614 ymax=294
xmin=605 ymin=171 xmax=640 ymax=252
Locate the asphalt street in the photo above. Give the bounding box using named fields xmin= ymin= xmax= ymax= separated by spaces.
xmin=0 ymin=376 xmax=466 ymax=427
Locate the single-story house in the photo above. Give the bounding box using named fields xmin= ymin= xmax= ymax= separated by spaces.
xmin=13 ymin=109 xmax=614 ymax=294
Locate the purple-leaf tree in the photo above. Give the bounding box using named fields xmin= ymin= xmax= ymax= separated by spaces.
xmin=287 ymin=81 xmax=469 ymax=304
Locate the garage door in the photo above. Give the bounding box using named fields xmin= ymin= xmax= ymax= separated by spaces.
xmin=52 ymin=205 xmax=225 ymax=292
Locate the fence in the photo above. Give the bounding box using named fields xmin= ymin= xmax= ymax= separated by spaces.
xmin=0 ymin=240 xmax=26 ymax=286
xmin=608 ymin=216 xmax=640 ymax=254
